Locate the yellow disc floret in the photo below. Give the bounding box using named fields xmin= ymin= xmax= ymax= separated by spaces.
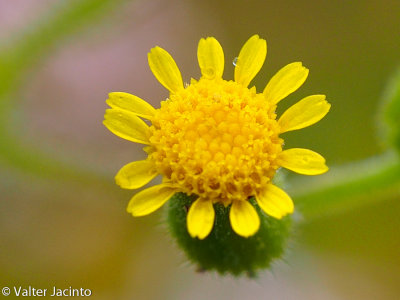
xmin=148 ymin=77 xmax=283 ymax=205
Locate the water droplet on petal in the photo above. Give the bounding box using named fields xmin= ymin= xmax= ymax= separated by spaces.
xmin=233 ymin=57 xmax=238 ymax=66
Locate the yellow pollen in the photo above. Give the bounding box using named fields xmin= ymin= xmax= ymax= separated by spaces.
xmin=149 ymin=78 xmax=283 ymax=204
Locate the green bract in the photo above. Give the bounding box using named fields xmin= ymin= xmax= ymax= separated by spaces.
xmin=167 ymin=192 xmax=292 ymax=276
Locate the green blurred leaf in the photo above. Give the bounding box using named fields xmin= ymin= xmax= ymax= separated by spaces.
xmin=291 ymin=152 xmax=400 ymax=221
xmin=379 ymin=67 xmax=400 ymax=152
xmin=0 ymin=0 xmax=128 ymax=182
xmin=0 ymin=0 xmax=128 ymax=98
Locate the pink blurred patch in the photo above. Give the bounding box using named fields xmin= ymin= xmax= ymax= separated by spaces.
xmin=20 ymin=0 xmax=222 ymax=170
xmin=0 ymin=0 xmax=55 ymax=42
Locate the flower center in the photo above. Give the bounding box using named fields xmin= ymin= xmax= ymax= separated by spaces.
xmin=148 ymin=78 xmax=283 ymax=204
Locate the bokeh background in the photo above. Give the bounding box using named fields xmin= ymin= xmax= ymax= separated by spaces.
xmin=1 ymin=0 xmax=399 ymax=299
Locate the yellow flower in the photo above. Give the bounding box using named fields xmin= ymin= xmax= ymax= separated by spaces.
xmin=104 ymin=35 xmax=330 ymax=239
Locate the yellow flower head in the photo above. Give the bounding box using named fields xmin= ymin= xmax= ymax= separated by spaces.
xmin=104 ymin=35 xmax=330 ymax=239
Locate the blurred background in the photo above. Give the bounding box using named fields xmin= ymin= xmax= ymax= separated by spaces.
xmin=1 ymin=0 xmax=399 ymax=299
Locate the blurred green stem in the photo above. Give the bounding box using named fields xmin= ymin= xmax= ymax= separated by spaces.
xmin=0 ymin=0 xmax=127 ymax=185
xmin=293 ymin=67 xmax=400 ymax=221
xmin=291 ymin=151 xmax=400 ymax=221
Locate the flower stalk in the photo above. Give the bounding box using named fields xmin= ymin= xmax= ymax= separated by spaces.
xmin=292 ymin=151 xmax=400 ymax=221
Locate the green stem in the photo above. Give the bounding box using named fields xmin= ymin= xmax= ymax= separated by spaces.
xmin=290 ymin=151 xmax=400 ymax=221
xmin=0 ymin=0 xmax=128 ymax=93
xmin=0 ymin=0 xmax=127 ymax=184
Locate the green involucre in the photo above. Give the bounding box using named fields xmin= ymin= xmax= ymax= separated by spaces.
xmin=166 ymin=192 xmax=292 ymax=276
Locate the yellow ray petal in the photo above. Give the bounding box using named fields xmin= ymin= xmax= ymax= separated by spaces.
xmin=234 ymin=35 xmax=267 ymax=87
xmin=148 ymin=46 xmax=183 ymax=93
xmin=279 ymin=95 xmax=331 ymax=133
xmin=106 ymin=92 xmax=156 ymax=119
xmin=256 ymin=184 xmax=294 ymax=219
xmin=263 ymin=62 xmax=309 ymax=104
xmin=115 ymin=160 xmax=158 ymax=190
xmin=187 ymin=198 xmax=215 ymax=239
xmin=197 ymin=37 xmax=224 ymax=80
xmin=279 ymin=148 xmax=329 ymax=175
xmin=229 ymin=200 xmax=260 ymax=237
xmin=103 ymin=108 xmax=150 ymax=144
xmin=127 ymin=184 xmax=177 ymax=216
